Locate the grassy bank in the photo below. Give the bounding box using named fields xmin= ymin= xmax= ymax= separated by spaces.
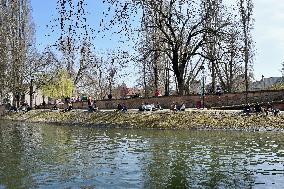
xmin=1 ymin=110 xmax=284 ymax=131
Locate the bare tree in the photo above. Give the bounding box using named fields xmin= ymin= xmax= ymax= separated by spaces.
xmin=202 ymin=0 xmax=222 ymax=93
xmin=49 ymin=0 xmax=96 ymax=85
xmin=103 ymin=0 xmax=229 ymax=95
xmin=0 ymin=0 xmax=34 ymax=106
xmin=238 ymin=0 xmax=254 ymax=100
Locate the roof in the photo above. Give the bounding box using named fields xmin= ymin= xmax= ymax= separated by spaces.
xmin=250 ymin=77 xmax=282 ymax=90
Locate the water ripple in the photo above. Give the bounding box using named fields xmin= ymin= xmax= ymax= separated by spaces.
xmin=0 ymin=121 xmax=283 ymax=188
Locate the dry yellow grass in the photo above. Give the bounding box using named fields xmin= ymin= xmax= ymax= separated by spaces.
xmin=2 ymin=110 xmax=284 ymax=131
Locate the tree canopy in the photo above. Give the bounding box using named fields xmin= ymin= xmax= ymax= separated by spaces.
xmin=0 ymin=0 xmax=261 ymax=103
xmin=41 ymin=70 xmax=75 ymax=98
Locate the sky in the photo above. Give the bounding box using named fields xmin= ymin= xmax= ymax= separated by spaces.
xmin=253 ymin=0 xmax=284 ymax=80
xmin=30 ymin=0 xmax=284 ymax=85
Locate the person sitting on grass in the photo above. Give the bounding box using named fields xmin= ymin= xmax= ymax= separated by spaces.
xmin=117 ymin=103 xmax=123 ymax=111
xmin=52 ymin=104 xmax=58 ymax=110
xmin=243 ymin=104 xmax=252 ymax=115
xmin=155 ymin=102 xmax=162 ymax=110
xmin=67 ymin=101 xmax=73 ymax=111
xmin=92 ymin=101 xmax=98 ymax=111
xmin=263 ymin=103 xmax=273 ymax=116
xmin=122 ymin=103 xmax=127 ymax=112
xmin=170 ymin=102 xmax=177 ymax=111
xmin=138 ymin=103 xmax=146 ymax=111
xmin=175 ymin=103 xmax=186 ymax=111
xmin=145 ymin=103 xmax=152 ymax=111
xmin=52 ymin=99 xmax=59 ymax=110
xmin=19 ymin=101 xmax=28 ymax=112
xmin=254 ymin=103 xmax=262 ymax=114
xmin=9 ymin=105 xmax=17 ymax=112
xmin=266 ymin=103 xmax=280 ymax=116
xmin=179 ymin=103 xmax=186 ymax=111
xmin=24 ymin=103 xmax=32 ymax=112
xmin=64 ymin=98 xmax=73 ymax=112
xmin=87 ymin=98 xmax=98 ymax=112
xmin=87 ymin=96 xmax=93 ymax=112
xmin=151 ymin=103 xmax=157 ymax=111
xmin=272 ymin=108 xmax=280 ymax=116
xmin=26 ymin=104 xmax=32 ymax=112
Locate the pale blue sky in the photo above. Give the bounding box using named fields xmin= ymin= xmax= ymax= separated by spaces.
xmin=253 ymin=0 xmax=284 ymax=80
xmin=31 ymin=0 xmax=284 ymax=84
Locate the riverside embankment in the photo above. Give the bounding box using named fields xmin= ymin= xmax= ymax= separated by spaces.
xmin=1 ymin=109 xmax=284 ymax=131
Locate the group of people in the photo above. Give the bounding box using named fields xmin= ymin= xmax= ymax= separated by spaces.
xmin=7 ymin=101 xmax=32 ymax=112
xmin=243 ymin=102 xmax=280 ymax=116
xmin=20 ymin=101 xmax=32 ymax=112
xmin=138 ymin=101 xmax=185 ymax=112
xmin=64 ymin=97 xmax=73 ymax=112
xmin=170 ymin=102 xmax=186 ymax=111
xmin=117 ymin=103 xmax=127 ymax=112
xmin=51 ymin=99 xmax=60 ymax=110
xmin=138 ymin=102 xmax=162 ymax=111
xmin=51 ymin=98 xmax=73 ymax=112
xmin=45 ymin=94 xmax=280 ymax=117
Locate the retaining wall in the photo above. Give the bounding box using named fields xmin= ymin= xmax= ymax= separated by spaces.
xmin=94 ymin=90 xmax=284 ymax=109
xmin=36 ymin=90 xmax=284 ymax=110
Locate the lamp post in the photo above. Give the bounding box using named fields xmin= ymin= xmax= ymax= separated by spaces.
xmin=29 ymin=76 xmax=34 ymax=108
xmin=15 ymin=91 xmax=20 ymax=108
xmin=108 ymin=59 xmax=116 ymax=99
xmin=200 ymin=65 xmax=205 ymax=109
xmin=262 ymin=75 xmax=265 ymax=90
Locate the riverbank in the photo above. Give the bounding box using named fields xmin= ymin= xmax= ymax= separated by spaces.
xmin=1 ymin=109 xmax=284 ymax=131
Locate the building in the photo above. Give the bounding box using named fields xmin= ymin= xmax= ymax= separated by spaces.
xmin=118 ymin=82 xmax=143 ymax=99
xmin=4 ymin=85 xmax=49 ymax=108
xmin=24 ymin=86 xmax=49 ymax=107
xmin=250 ymin=77 xmax=282 ymax=91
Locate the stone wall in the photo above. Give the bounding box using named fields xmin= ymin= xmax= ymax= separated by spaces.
xmin=37 ymin=89 xmax=284 ymax=110
xmin=94 ymin=90 xmax=284 ymax=110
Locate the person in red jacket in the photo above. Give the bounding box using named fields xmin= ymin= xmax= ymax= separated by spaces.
xmin=154 ymin=89 xmax=161 ymax=97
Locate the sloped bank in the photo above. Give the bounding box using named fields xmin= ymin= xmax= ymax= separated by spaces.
xmin=1 ymin=110 xmax=284 ymax=131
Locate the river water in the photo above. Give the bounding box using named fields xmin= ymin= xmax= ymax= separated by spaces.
xmin=0 ymin=121 xmax=283 ymax=189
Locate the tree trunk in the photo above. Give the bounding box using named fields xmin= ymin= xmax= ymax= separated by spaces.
xmin=153 ymin=51 xmax=159 ymax=91
xmin=228 ymin=53 xmax=234 ymax=93
xmin=211 ymin=60 xmax=216 ymax=94
xmin=143 ymin=61 xmax=148 ymax=97
xmin=244 ymin=46 xmax=249 ymax=103
xmin=177 ymin=77 xmax=184 ymax=95
xmin=164 ymin=61 xmax=170 ymax=96
xmin=171 ymin=50 xmax=186 ymax=95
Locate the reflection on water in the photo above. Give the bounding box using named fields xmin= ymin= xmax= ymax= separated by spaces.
xmin=0 ymin=121 xmax=283 ymax=189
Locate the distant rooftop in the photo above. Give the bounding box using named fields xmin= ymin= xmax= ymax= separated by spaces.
xmin=250 ymin=77 xmax=283 ymax=91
